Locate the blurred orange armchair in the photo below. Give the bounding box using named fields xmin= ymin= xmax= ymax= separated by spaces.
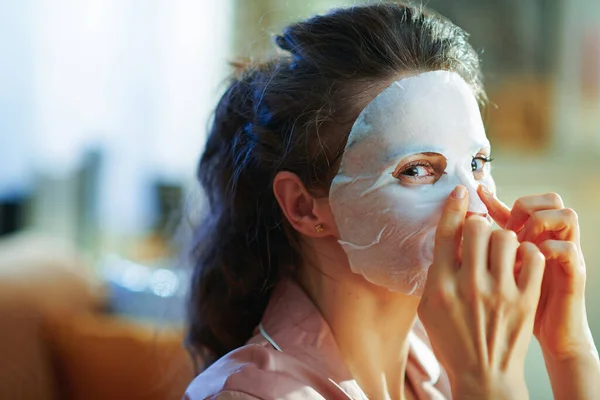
xmin=0 ymin=233 xmax=194 ymax=400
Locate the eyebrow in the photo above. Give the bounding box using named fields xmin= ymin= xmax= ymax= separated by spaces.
xmin=382 ymin=140 xmax=491 ymax=163
xmin=384 ymin=147 xmax=446 ymax=163
xmin=475 ymin=145 xmax=492 ymax=154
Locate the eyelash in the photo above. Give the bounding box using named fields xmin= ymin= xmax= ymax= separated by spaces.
xmin=474 ymin=155 xmax=494 ymax=163
xmin=406 ymin=160 xmax=432 ymax=170
xmin=394 ymin=155 xmax=494 ymax=180
xmin=394 ymin=161 xmax=435 ymax=180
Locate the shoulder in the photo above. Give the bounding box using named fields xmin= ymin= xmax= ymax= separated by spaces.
xmin=184 ymin=344 xmax=274 ymax=400
xmin=184 ymin=344 xmax=330 ymax=400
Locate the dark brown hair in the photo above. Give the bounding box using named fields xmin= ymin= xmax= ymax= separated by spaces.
xmin=187 ymin=2 xmax=485 ymax=366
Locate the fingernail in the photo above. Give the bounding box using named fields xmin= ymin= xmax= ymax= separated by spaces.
xmin=505 ymin=219 xmax=514 ymax=230
xmin=479 ymin=184 xmax=493 ymax=196
xmin=452 ymin=185 xmax=466 ymax=199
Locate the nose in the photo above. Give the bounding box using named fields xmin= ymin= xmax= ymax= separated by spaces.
xmin=456 ymin=168 xmax=488 ymax=215
xmin=466 ymin=185 xmax=488 ymax=215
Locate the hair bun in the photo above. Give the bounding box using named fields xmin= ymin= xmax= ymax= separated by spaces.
xmin=274 ymin=31 xmax=298 ymax=54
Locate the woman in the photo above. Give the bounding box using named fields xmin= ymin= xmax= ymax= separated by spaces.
xmin=185 ymin=3 xmax=599 ymax=399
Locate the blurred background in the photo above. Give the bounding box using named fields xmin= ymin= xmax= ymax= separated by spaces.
xmin=1 ymin=0 xmax=599 ymax=399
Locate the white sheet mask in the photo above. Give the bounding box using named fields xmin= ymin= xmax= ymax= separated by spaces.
xmin=329 ymin=71 xmax=495 ymax=295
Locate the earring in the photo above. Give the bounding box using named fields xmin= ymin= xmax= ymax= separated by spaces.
xmin=315 ymin=224 xmax=324 ymax=233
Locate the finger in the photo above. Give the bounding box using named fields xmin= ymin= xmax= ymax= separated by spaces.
xmin=517 ymin=208 xmax=579 ymax=243
xmin=477 ymin=185 xmax=511 ymax=228
xmin=538 ymin=240 xmax=585 ymax=278
xmin=516 ymin=242 xmax=546 ymax=296
xmin=433 ymin=186 xmax=469 ymax=275
xmin=461 ymin=215 xmax=492 ymax=279
xmin=506 ymin=193 xmax=564 ymax=231
xmin=489 ymin=229 xmax=519 ymax=285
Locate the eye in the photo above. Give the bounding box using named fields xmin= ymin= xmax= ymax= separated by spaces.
xmin=391 ymin=153 xmax=446 ymax=185
xmin=392 ymin=161 xmax=438 ymax=184
xmin=402 ymin=163 xmax=435 ymax=177
xmin=471 ymin=155 xmax=494 ymax=177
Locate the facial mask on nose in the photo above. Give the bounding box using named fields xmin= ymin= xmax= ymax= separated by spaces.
xmin=329 ymin=71 xmax=495 ymax=295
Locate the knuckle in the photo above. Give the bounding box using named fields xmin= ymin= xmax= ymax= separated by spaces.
xmin=435 ymin=225 xmax=456 ymax=242
xmin=536 ymin=250 xmax=546 ymax=265
xmin=520 ymin=241 xmax=534 ymax=251
xmin=562 ymin=207 xmax=579 ymax=223
xmin=446 ymin=198 xmax=464 ymax=212
xmin=464 ymin=215 xmax=491 ymax=235
xmin=513 ymin=198 xmax=529 ymax=213
xmin=576 ymin=263 xmax=587 ymax=280
xmin=521 ymin=241 xmax=543 ymax=260
xmin=480 ymin=290 xmax=496 ymax=307
xmin=565 ymin=241 xmax=579 ymax=257
xmin=490 ymin=229 xmax=502 ymax=241
xmin=537 ymin=240 xmax=551 ymax=254
xmin=530 ymin=248 xmax=546 ymax=267
xmin=482 ymin=287 xmax=510 ymax=309
xmin=492 ymin=229 xmax=518 ymax=244
xmin=545 ymin=192 xmax=564 ymax=208
xmin=528 ymin=212 xmax=541 ymax=226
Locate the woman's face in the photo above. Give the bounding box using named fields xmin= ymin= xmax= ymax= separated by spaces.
xmin=329 ymin=71 xmax=494 ymax=295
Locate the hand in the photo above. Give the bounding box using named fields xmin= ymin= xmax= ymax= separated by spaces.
xmin=419 ymin=185 xmax=545 ymax=400
xmin=477 ymin=186 xmax=595 ymax=361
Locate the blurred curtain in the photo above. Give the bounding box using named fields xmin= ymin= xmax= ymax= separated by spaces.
xmin=0 ymin=0 xmax=233 ymax=235
xmin=0 ymin=1 xmax=35 ymax=200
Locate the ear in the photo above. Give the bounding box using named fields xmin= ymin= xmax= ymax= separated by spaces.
xmin=273 ymin=171 xmax=338 ymax=238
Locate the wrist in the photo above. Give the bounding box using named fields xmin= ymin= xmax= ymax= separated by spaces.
xmin=540 ymin=333 xmax=598 ymax=364
xmin=543 ymin=340 xmax=599 ymax=374
xmin=536 ymin=299 xmax=593 ymax=361
xmin=542 ymin=342 xmax=600 ymax=400
xmin=450 ymin=373 xmax=528 ymax=400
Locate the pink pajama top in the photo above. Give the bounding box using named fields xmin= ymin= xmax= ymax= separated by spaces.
xmin=185 ymin=280 xmax=451 ymax=399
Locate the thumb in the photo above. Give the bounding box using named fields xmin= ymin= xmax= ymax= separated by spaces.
xmin=477 ymin=185 xmax=511 ymax=228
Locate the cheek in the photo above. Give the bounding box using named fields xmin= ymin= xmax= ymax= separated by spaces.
xmin=330 ymin=182 xmax=444 ymax=293
xmin=331 ymin=181 xmax=444 ymax=246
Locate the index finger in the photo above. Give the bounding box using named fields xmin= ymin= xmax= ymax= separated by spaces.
xmin=477 ymin=184 xmax=511 ymax=228
xmin=433 ymin=185 xmax=469 ymax=274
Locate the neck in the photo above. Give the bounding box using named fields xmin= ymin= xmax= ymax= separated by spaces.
xmin=299 ymin=243 xmax=420 ymax=400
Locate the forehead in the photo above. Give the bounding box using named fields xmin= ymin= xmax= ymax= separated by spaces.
xmin=346 ymin=71 xmax=489 ymax=158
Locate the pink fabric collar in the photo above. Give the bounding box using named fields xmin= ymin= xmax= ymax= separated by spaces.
xmin=249 ymin=280 xmax=448 ymax=399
